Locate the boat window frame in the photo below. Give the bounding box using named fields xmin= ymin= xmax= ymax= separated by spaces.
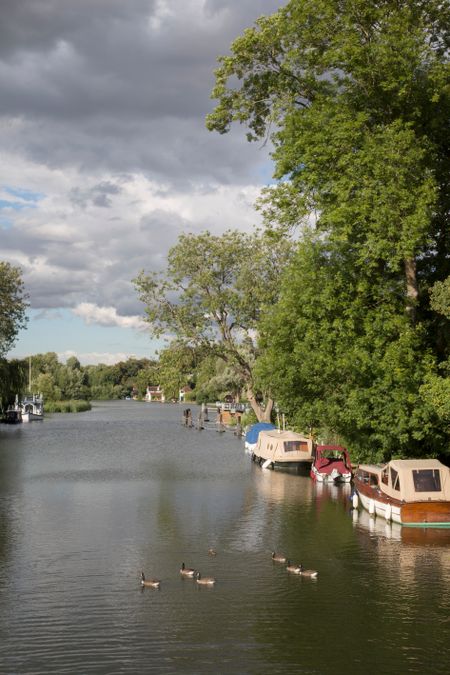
xmin=283 ymin=440 xmax=308 ymax=453
xmin=390 ymin=467 xmax=401 ymax=491
xmin=412 ymin=469 xmax=442 ymax=493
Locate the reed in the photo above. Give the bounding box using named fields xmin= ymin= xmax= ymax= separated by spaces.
xmin=45 ymin=400 xmax=92 ymax=413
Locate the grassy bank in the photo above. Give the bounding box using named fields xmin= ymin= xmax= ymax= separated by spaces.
xmin=45 ymin=400 xmax=92 ymax=413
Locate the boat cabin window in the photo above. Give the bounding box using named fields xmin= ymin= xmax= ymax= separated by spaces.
xmin=369 ymin=474 xmax=379 ymax=487
xmin=381 ymin=469 xmax=388 ymax=485
xmin=284 ymin=441 xmax=308 ymax=453
xmin=412 ymin=469 xmax=441 ymax=492
xmin=390 ymin=468 xmax=400 ymax=491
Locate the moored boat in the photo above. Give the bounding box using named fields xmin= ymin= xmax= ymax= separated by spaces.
xmin=310 ymin=444 xmax=352 ymax=483
xmin=21 ymin=394 xmax=44 ymax=422
xmin=244 ymin=422 xmax=276 ymax=454
xmin=353 ymin=459 xmax=450 ymax=527
xmin=3 ymin=395 xmax=22 ymax=424
xmin=252 ymin=429 xmax=314 ymax=471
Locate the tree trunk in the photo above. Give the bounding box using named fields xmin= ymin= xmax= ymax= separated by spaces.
xmin=246 ymin=386 xmax=274 ymax=423
xmin=405 ymin=256 xmax=418 ymax=322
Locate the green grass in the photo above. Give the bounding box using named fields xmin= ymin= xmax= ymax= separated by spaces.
xmin=45 ymin=400 xmax=92 ymax=413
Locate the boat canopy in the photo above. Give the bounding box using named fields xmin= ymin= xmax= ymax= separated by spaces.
xmin=358 ymin=459 xmax=450 ymax=502
xmin=256 ymin=429 xmax=314 ymax=461
xmin=245 ymin=422 xmax=275 ymax=444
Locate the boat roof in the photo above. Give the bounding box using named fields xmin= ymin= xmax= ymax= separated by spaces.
xmin=390 ymin=458 xmax=445 ymax=470
xmin=358 ymin=458 xmax=450 ymax=500
xmin=359 ymin=459 xmax=446 ymax=473
xmin=245 ymin=422 xmax=276 ymax=444
xmin=259 ymin=429 xmax=310 ymax=442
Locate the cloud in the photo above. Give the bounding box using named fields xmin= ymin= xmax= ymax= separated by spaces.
xmin=72 ymin=302 xmax=148 ymax=330
xmin=0 ymin=0 xmax=284 ymax=359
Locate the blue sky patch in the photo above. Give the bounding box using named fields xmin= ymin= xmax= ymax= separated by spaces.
xmin=3 ymin=186 xmax=44 ymax=203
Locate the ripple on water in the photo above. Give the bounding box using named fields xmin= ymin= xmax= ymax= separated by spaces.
xmin=0 ymin=402 xmax=449 ymax=674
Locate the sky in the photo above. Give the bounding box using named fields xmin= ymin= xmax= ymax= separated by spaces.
xmin=1 ymin=0 xmax=284 ymax=366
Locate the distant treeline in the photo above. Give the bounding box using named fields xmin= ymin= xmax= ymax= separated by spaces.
xmin=0 ymin=353 xmax=159 ymax=406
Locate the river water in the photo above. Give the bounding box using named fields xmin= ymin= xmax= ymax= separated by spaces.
xmin=0 ymin=401 xmax=449 ymax=674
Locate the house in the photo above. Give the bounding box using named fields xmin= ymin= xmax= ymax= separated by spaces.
xmin=145 ymin=385 xmax=165 ymax=402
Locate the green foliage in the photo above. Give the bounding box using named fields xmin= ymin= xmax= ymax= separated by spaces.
xmin=258 ymin=237 xmax=447 ymax=460
xmin=134 ymin=230 xmax=291 ymax=420
xmin=45 ymin=400 xmax=92 ymax=413
xmin=155 ymin=342 xmax=197 ymax=401
xmin=241 ymin=409 xmax=259 ymax=429
xmin=208 ymin=0 xmax=450 ymax=459
xmin=0 ymin=262 xmax=28 ymax=358
xmin=0 ymin=358 xmax=27 ymax=411
xmin=430 ymin=277 xmax=450 ymax=320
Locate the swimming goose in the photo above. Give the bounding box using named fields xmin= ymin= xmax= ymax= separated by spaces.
xmin=298 ymin=564 xmax=318 ymax=578
xmin=286 ymin=560 xmax=302 ymax=574
xmin=208 ymin=548 xmax=217 ymax=556
xmin=180 ymin=562 xmax=196 ymax=577
xmin=195 ymin=572 xmax=216 ymax=585
xmin=140 ymin=571 xmax=161 ymax=588
xmin=272 ymin=551 xmax=287 ymax=563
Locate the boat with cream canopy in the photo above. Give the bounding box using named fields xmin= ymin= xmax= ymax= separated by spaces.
xmin=251 ymin=429 xmax=314 ymax=471
xmin=353 ymin=459 xmax=450 ymax=527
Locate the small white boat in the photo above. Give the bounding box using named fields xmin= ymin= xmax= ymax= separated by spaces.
xmin=251 ymin=429 xmax=314 ymax=471
xmin=21 ymin=394 xmax=44 ymax=422
xmin=354 ymin=459 xmax=450 ymax=527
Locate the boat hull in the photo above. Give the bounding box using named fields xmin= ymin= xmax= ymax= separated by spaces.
xmin=252 ymin=452 xmax=312 ymax=473
xmin=22 ymin=412 xmax=44 ymax=423
xmin=311 ymin=466 xmax=352 ymax=483
xmin=355 ymin=480 xmax=450 ymax=527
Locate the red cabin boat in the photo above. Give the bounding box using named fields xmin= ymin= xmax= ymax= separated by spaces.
xmin=311 ymin=445 xmax=352 ymax=483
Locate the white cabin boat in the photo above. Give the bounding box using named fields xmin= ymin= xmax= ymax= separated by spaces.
xmin=21 ymin=394 xmax=44 ymax=422
xmin=252 ymin=429 xmax=314 ymax=471
xmin=354 ymin=459 xmax=450 ymax=527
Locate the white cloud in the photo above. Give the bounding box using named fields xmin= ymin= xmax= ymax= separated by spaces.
xmin=0 ymin=0 xmax=283 ymax=358
xmin=72 ymin=303 xmax=148 ymax=330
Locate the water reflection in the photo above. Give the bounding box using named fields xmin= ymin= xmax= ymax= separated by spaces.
xmin=0 ymin=402 xmax=449 ymax=674
xmin=252 ymin=464 xmax=315 ymax=505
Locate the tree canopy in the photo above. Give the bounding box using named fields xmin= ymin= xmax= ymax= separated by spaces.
xmin=207 ymin=0 xmax=450 ymax=459
xmin=134 ymin=230 xmax=291 ymax=421
xmin=0 ymin=262 xmax=28 ymax=359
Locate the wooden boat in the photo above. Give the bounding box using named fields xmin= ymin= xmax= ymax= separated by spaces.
xmin=353 ymin=459 xmax=450 ymax=527
xmin=21 ymin=394 xmax=44 ymax=422
xmin=251 ymin=429 xmax=314 ymax=471
xmin=310 ymin=444 xmax=352 ymax=483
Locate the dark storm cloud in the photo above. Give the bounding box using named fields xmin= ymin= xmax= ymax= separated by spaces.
xmin=1 ymin=0 xmax=284 ymax=329
xmin=0 ymin=0 xmax=283 ymax=181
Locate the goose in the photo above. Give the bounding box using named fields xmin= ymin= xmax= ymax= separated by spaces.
xmin=298 ymin=563 xmax=318 ymax=578
xmin=195 ymin=572 xmax=216 ymax=585
xmin=286 ymin=560 xmax=302 ymax=574
xmin=272 ymin=551 xmax=287 ymax=563
xmin=140 ymin=571 xmax=161 ymax=588
xmin=180 ymin=562 xmax=196 ymax=577
xmin=208 ymin=548 xmax=217 ymax=556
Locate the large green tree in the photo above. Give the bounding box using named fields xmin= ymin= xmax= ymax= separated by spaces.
xmin=134 ymin=230 xmax=291 ymax=421
xmin=0 ymin=262 xmax=28 ymax=358
xmin=207 ymin=0 xmax=450 ymax=457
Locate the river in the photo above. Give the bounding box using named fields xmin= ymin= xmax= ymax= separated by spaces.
xmin=0 ymin=401 xmax=449 ymax=674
